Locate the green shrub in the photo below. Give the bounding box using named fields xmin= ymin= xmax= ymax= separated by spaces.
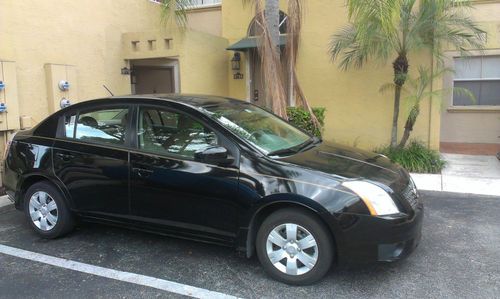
xmin=376 ymin=140 xmax=445 ymax=174
xmin=287 ymin=107 xmax=326 ymax=138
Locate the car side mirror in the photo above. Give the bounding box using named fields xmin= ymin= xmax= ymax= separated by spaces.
xmin=194 ymin=146 xmax=234 ymax=166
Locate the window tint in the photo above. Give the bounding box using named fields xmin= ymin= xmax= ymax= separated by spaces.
xmin=139 ymin=107 xmax=217 ymax=158
xmin=74 ymin=107 xmax=129 ymax=146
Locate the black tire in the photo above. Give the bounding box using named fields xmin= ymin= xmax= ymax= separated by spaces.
xmin=23 ymin=181 xmax=75 ymax=239
xmin=256 ymin=208 xmax=334 ymax=285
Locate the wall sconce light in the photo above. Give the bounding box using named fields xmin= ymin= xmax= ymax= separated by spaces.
xmin=58 ymin=80 xmax=70 ymax=91
xmin=231 ymin=52 xmax=241 ymax=71
xmin=121 ymin=67 xmax=131 ymax=75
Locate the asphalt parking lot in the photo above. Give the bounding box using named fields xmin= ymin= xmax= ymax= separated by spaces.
xmin=0 ymin=191 xmax=499 ymax=299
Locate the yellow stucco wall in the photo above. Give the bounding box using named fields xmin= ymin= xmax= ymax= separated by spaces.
xmin=222 ymin=0 xmax=444 ymax=150
xmin=186 ymin=5 xmax=223 ymax=37
xmin=0 ymin=0 xmax=167 ymax=126
xmin=0 ymin=0 xmax=227 ymax=139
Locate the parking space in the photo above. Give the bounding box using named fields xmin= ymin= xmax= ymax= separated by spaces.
xmin=1 ymin=191 xmax=499 ymax=298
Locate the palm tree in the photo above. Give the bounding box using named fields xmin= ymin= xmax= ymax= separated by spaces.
xmin=330 ymin=0 xmax=484 ymax=148
xmin=162 ymin=0 xmax=319 ymax=126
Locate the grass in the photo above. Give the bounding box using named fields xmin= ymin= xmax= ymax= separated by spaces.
xmin=376 ymin=140 xmax=446 ymax=174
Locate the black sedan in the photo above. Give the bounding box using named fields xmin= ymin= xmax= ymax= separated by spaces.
xmin=3 ymin=95 xmax=423 ymax=285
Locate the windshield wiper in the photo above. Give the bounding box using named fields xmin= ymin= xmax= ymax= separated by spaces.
xmin=267 ymin=147 xmax=299 ymax=157
xmin=267 ymin=137 xmax=321 ymax=157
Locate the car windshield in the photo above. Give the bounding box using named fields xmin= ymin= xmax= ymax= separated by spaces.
xmin=199 ymin=102 xmax=312 ymax=155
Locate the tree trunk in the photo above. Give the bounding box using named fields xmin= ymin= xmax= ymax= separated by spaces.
xmin=391 ymin=54 xmax=409 ymax=147
xmin=265 ymin=0 xmax=280 ymax=56
xmin=391 ymin=85 xmax=402 ymax=147
xmin=399 ymin=118 xmax=413 ymax=148
xmin=262 ymin=0 xmax=284 ymax=114
xmin=399 ymin=105 xmax=420 ymax=148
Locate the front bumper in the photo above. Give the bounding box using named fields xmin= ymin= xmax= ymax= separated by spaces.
xmin=330 ymin=204 xmax=423 ymax=265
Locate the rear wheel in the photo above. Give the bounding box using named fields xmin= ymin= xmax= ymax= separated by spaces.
xmin=24 ymin=181 xmax=74 ymax=238
xmin=256 ymin=208 xmax=334 ymax=285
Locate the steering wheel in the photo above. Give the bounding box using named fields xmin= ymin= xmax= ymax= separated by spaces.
xmin=249 ymin=130 xmax=265 ymax=142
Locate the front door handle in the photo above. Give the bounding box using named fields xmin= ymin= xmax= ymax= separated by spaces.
xmin=132 ymin=167 xmax=154 ymax=178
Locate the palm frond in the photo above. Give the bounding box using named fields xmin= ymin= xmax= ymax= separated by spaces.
xmin=160 ymin=0 xmax=196 ymax=28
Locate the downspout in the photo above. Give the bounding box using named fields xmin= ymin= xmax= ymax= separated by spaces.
xmin=428 ymin=42 xmax=435 ymax=148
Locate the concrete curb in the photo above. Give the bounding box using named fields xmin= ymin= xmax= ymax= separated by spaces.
xmin=0 ymin=195 xmax=14 ymax=213
xmin=411 ymin=173 xmax=500 ymax=197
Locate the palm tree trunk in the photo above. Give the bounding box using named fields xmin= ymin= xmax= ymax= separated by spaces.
xmin=265 ymin=0 xmax=281 ymax=112
xmin=265 ymin=0 xmax=280 ymax=56
xmin=391 ymin=54 xmax=409 ymax=147
xmin=399 ymin=118 xmax=412 ymax=148
xmin=391 ymin=84 xmax=402 ymax=147
xmin=399 ymin=104 xmax=420 ymax=148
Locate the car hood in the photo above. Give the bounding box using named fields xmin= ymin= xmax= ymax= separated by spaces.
xmin=278 ymin=141 xmax=405 ymax=187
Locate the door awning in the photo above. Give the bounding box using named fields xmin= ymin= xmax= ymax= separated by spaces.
xmin=227 ymin=35 xmax=287 ymax=51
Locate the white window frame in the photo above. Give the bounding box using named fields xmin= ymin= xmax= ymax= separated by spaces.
xmin=452 ymin=55 xmax=500 ymax=107
xmin=149 ymin=0 xmax=222 ymax=9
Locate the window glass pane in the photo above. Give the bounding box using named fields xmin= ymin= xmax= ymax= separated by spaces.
xmin=482 ymin=56 xmax=500 ymax=78
xmin=64 ymin=114 xmax=76 ymax=138
xmin=454 ymin=57 xmax=481 ymax=79
xmin=139 ymin=108 xmax=218 ymax=158
xmin=479 ymin=81 xmax=500 ymax=105
xmin=75 ymin=107 xmax=128 ymax=145
xmin=453 ymin=81 xmax=480 ymax=106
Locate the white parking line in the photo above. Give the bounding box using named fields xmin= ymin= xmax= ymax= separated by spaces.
xmin=0 ymin=244 xmax=240 ymax=299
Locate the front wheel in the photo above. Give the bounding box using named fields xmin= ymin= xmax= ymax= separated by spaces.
xmin=24 ymin=181 xmax=75 ymax=239
xmin=256 ymin=208 xmax=334 ymax=285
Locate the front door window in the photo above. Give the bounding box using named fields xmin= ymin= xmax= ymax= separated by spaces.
xmin=138 ymin=107 xmax=218 ymax=159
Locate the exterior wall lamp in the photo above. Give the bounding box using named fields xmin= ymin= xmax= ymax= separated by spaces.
xmin=121 ymin=67 xmax=131 ymax=75
xmin=231 ymin=53 xmax=244 ymax=79
xmin=231 ymin=53 xmax=241 ymax=71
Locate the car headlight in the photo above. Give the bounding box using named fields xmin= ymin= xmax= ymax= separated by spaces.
xmin=342 ymin=181 xmax=399 ymax=216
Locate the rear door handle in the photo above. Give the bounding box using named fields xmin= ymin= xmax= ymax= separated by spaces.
xmin=132 ymin=167 xmax=154 ymax=178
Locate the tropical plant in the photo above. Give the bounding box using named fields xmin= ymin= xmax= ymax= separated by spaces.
xmin=376 ymin=140 xmax=446 ymax=173
xmin=159 ymin=0 xmax=199 ymax=28
xmin=330 ymin=0 xmax=485 ymax=147
xmin=244 ymin=0 xmax=320 ymax=127
xmin=287 ymin=107 xmax=326 ymax=137
xmin=161 ymin=0 xmax=320 ymax=129
xmin=381 ymin=66 xmax=474 ymax=148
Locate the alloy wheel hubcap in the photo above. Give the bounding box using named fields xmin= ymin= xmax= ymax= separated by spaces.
xmin=29 ymin=191 xmax=58 ymax=231
xmin=266 ymin=223 xmax=318 ymax=276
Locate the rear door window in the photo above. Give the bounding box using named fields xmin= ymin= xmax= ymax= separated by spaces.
xmin=73 ymin=107 xmax=129 ymax=146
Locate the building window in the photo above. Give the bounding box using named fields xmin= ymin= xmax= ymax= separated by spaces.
xmin=150 ymin=0 xmax=222 ymax=8
xmin=190 ymin=0 xmax=221 ymax=6
xmin=248 ymin=10 xmax=288 ymax=37
xmin=453 ymin=56 xmax=500 ymax=106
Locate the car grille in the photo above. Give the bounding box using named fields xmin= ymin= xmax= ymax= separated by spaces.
xmin=401 ymin=181 xmax=419 ymax=209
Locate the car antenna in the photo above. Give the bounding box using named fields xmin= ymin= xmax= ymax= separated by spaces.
xmin=103 ymin=85 xmax=114 ymax=96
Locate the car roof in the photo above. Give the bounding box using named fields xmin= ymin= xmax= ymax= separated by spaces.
xmin=100 ymin=94 xmax=245 ymax=109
